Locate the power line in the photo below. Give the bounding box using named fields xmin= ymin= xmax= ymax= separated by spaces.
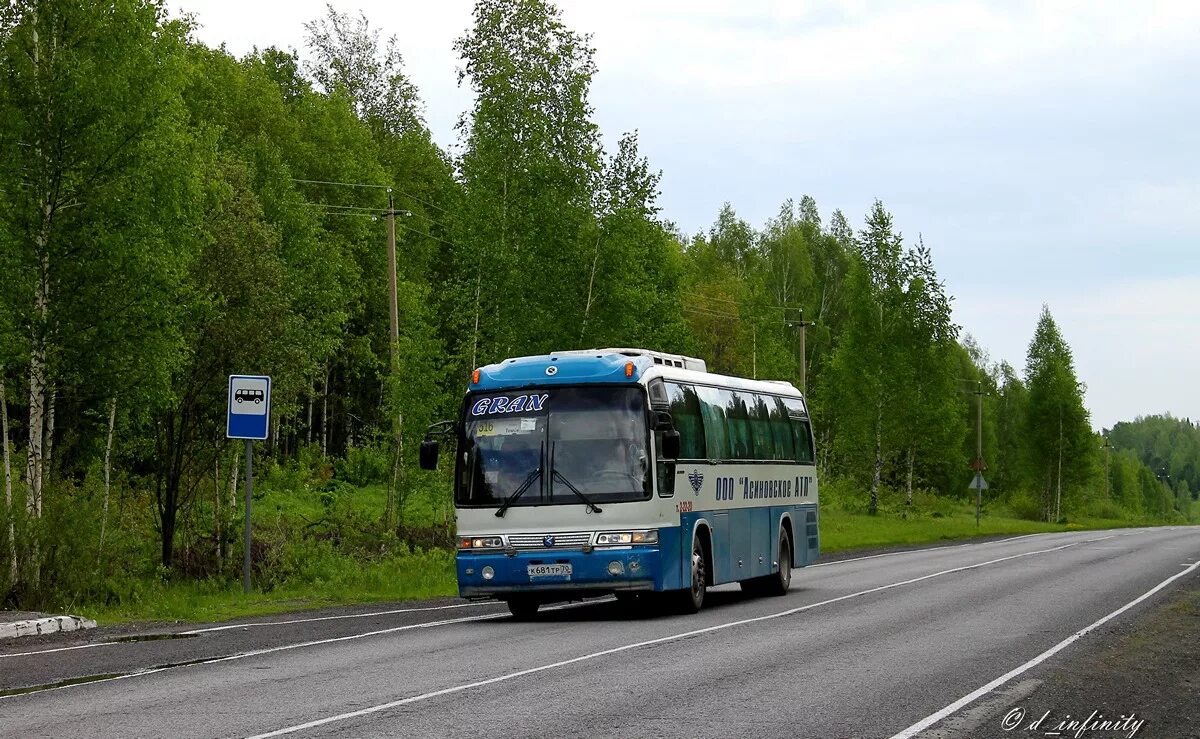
xmin=692 ymin=294 xmax=794 ymax=312
xmin=314 ymin=211 xmax=379 ymax=220
xmin=393 ymin=219 xmax=461 ymax=250
xmin=293 ymin=178 xmax=454 ymax=217
xmin=682 ymin=306 xmax=740 ymax=320
xmin=302 ymin=200 xmax=462 ymax=249
xmin=393 ymin=187 xmax=453 ymax=217
xmin=292 ymin=178 xmax=390 ymax=190
xmin=306 ymin=202 xmax=387 ymax=214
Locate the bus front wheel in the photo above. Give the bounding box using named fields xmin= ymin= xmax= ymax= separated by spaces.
xmin=672 ymin=537 xmax=707 ymax=614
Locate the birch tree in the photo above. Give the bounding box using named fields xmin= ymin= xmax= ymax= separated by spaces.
xmin=0 ymin=0 xmax=192 ymax=579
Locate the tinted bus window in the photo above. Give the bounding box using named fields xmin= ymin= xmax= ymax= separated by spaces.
xmin=665 ymin=383 xmax=706 ymax=459
xmin=770 ymin=397 xmax=796 ymax=461
xmin=694 ymin=385 xmax=731 ymax=460
xmin=795 ymin=419 xmax=814 ymax=464
xmin=783 ymin=398 xmax=815 ymax=464
xmin=725 ymin=391 xmax=753 ymax=460
xmin=747 ymin=394 xmax=776 ymax=460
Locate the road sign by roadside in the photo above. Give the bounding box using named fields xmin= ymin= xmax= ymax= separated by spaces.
xmin=227 ymin=375 xmax=271 ymax=440
xmin=227 ymin=374 xmax=270 ymax=595
xmin=969 ymin=472 xmax=989 ymax=490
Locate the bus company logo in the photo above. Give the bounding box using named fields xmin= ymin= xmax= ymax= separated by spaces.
xmin=543 ymin=535 xmax=556 ymax=547
xmin=688 ymin=470 xmax=704 ymax=495
xmin=470 ymin=393 xmax=549 ymax=416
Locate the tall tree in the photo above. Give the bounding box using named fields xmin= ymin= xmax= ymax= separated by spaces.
xmin=823 ymin=201 xmax=909 ymax=513
xmin=454 ymin=0 xmax=603 ymax=364
xmin=581 ymin=131 xmax=688 ymax=351
xmin=893 ymin=237 xmax=962 ymax=502
xmin=1023 ymin=305 xmax=1094 ymax=521
xmin=304 ymin=5 xmax=423 ymax=138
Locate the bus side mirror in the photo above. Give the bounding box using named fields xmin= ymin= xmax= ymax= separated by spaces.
xmin=419 ymin=439 xmax=440 ymax=470
xmin=662 ymin=429 xmax=681 ymax=460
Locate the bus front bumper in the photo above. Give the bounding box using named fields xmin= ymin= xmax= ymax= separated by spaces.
xmin=457 ymin=547 xmax=662 ymax=598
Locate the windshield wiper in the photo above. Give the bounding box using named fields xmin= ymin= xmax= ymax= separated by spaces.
xmin=550 ymin=441 xmax=603 ymax=514
xmin=494 ymin=441 xmax=544 ymax=518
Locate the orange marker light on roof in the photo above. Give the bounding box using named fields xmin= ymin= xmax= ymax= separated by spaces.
xmin=625 ymin=361 xmax=634 ymax=378
xmin=472 ymin=368 xmax=480 ymax=384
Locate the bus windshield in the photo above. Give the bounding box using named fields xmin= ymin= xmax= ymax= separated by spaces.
xmin=455 ymin=386 xmax=651 ymax=508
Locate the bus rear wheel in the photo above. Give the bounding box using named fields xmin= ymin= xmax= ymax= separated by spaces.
xmin=506 ymin=597 xmax=540 ymax=620
xmin=761 ymin=529 xmax=792 ymax=597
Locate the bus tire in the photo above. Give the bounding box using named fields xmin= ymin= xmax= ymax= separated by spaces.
xmin=506 ymin=597 xmax=539 ymax=620
xmin=673 ymin=536 xmax=707 ymax=614
xmin=761 ymin=529 xmax=792 ymax=597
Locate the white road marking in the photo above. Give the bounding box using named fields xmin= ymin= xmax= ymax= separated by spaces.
xmin=887 ymin=559 xmax=1200 ymax=739
xmin=0 ymin=612 xmax=506 ymax=700
xmin=0 ymin=641 xmax=123 ymax=659
xmin=0 ymin=599 xmax=606 ymax=699
xmin=181 ymin=601 xmax=501 ymax=634
xmin=0 ymin=602 xmax=507 ymax=659
xmin=810 ymin=532 xmax=1047 ymax=569
xmin=244 ymin=536 xmax=1115 ymax=738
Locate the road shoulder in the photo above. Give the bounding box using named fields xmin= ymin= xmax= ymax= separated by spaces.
xmin=925 ymin=574 xmax=1200 ymax=739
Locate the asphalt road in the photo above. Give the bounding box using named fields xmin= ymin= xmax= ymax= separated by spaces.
xmin=1 ymin=527 xmax=1197 ymax=739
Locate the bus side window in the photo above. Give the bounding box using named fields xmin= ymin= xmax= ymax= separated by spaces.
xmin=694 ymin=385 xmax=731 ymax=461
xmin=795 ymin=419 xmax=815 ymax=464
xmin=769 ymin=397 xmax=796 ymax=461
xmin=725 ymin=391 xmax=752 ymax=460
xmin=747 ymin=394 xmax=776 ymax=460
xmin=665 ymin=383 xmax=706 ymax=459
xmin=783 ymin=398 xmax=815 ymax=464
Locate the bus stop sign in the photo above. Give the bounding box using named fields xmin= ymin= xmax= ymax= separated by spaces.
xmin=227 ymin=375 xmax=271 ymax=440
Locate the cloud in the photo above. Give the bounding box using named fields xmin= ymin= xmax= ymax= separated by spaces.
xmin=954 ymin=275 xmax=1200 ymax=429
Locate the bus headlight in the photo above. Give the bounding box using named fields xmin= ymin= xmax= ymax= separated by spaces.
xmin=459 ymin=536 xmax=504 ymax=550
xmin=595 ymin=530 xmax=658 ymax=545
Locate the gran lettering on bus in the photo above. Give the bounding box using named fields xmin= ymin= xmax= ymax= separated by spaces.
xmin=469 ymin=393 xmax=549 ymax=416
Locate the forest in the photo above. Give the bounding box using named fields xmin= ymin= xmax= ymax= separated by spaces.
xmin=0 ymin=0 xmax=1194 ymax=613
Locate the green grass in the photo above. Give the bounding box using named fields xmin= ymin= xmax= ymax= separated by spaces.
xmin=818 ymin=506 xmax=1143 ymax=553
xmin=83 ymin=548 xmax=457 ymax=625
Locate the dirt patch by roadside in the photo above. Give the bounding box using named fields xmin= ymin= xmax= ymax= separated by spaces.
xmin=930 ymin=576 xmax=1200 ymax=739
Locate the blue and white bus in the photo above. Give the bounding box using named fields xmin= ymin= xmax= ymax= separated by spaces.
xmin=420 ymin=348 xmax=819 ymax=618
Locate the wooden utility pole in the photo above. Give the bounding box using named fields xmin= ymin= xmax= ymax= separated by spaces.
xmin=386 ymin=190 xmax=399 ymax=356
xmin=385 ymin=190 xmax=402 ymax=530
xmin=789 ymin=310 xmax=815 ymax=395
xmin=1102 ymin=436 xmax=1112 ymax=500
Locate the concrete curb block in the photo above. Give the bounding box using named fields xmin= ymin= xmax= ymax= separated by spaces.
xmin=0 ymin=615 xmax=97 ymax=640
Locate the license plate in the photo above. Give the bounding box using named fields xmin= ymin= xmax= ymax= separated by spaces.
xmin=527 ymin=564 xmax=572 ymax=578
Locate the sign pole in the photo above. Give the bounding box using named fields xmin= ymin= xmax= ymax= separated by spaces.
xmin=976 ymin=478 xmax=981 ymax=529
xmin=243 ymin=438 xmax=253 ymax=594
xmin=228 ymin=374 xmax=269 ymax=595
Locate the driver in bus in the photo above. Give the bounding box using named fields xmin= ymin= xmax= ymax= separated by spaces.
xmin=611 ymin=418 xmax=648 ymax=485
xmin=500 ymin=432 xmax=541 ymax=493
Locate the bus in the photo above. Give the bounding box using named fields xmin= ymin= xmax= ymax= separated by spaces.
xmin=419 ymin=348 xmax=819 ymax=618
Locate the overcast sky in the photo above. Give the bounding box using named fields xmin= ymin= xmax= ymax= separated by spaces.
xmin=177 ymin=0 xmax=1200 ymax=431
